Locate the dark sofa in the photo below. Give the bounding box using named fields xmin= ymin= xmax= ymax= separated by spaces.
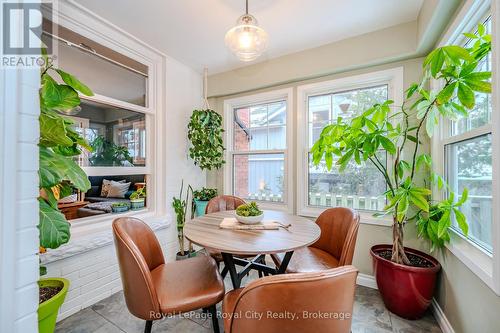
xmin=77 ymin=175 xmax=145 ymax=218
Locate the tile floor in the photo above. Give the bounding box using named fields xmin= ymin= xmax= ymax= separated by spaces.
xmin=56 ymin=270 xmax=441 ymax=333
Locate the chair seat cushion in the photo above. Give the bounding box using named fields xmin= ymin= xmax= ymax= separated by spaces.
xmin=151 ymin=255 xmax=225 ymax=314
xmin=271 ymin=246 xmax=339 ymax=273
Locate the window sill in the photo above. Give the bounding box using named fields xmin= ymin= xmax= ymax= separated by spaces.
xmin=446 ymin=229 xmax=497 ymax=294
xmin=298 ymin=206 xmax=392 ymax=226
xmin=40 ymin=213 xmax=172 ymax=264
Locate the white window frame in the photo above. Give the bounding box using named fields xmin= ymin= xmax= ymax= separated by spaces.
xmin=47 ymin=1 xmax=167 ymax=229
xmin=296 ymin=67 xmax=404 ymax=225
xmin=431 ymin=0 xmax=500 ymax=294
xmin=223 ymin=88 xmax=294 ymax=213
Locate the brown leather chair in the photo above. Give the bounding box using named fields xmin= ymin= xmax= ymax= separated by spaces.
xmin=113 ymin=217 xmax=225 ymax=333
xmin=223 ymin=265 xmax=359 ymax=333
xmin=272 ymin=207 xmax=360 ymax=273
xmin=205 ymin=195 xmax=246 ymax=214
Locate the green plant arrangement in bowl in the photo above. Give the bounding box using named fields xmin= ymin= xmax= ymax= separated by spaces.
xmin=192 ymin=187 xmax=218 ymax=216
xmin=235 ymin=202 xmax=264 ymax=224
xmin=311 ymin=24 xmax=491 ymax=319
xmin=111 ymin=202 xmax=130 ymax=213
xmin=130 ymin=186 xmax=146 ymax=210
xmin=38 ymin=50 xmax=93 ymax=333
xmin=187 ymin=109 xmax=225 ymax=170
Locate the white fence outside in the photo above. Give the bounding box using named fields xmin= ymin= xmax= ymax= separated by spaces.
xmin=248 ymin=192 xmax=386 ymax=211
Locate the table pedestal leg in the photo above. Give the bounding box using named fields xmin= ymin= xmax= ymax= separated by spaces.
xmin=277 ymin=251 xmax=294 ymax=274
xmin=221 ymin=252 xmax=241 ymax=289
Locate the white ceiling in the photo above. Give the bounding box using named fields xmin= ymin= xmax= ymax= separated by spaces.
xmin=75 ymin=0 xmax=424 ymax=74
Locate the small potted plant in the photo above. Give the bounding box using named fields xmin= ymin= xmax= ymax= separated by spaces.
xmin=172 ymin=181 xmax=196 ymax=260
xmin=130 ymin=186 xmax=146 ymax=210
xmin=192 ymin=187 xmax=218 ymax=216
xmin=111 ymin=202 xmax=130 ymax=213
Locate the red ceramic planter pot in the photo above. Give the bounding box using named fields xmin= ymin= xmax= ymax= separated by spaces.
xmin=370 ymin=244 xmax=441 ymax=319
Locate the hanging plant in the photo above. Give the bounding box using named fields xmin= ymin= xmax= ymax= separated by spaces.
xmin=187 ymin=109 xmax=225 ymax=170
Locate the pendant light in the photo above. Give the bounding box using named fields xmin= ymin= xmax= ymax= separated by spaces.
xmin=225 ymin=0 xmax=268 ymax=62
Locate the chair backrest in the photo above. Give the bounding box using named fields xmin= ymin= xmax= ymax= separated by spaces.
xmin=112 ymin=217 xmax=165 ymax=320
xmin=312 ymin=207 xmax=360 ymax=266
xmin=225 ymin=266 xmax=358 ymax=333
xmin=205 ymin=195 xmax=246 ymax=214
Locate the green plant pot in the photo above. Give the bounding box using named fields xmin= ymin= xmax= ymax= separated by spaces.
xmin=194 ymin=200 xmax=209 ymax=216
xmin=130 ymin=198 xmax=145 ymax=210
xmin=38 ymin=278 xmax=69 ymax=333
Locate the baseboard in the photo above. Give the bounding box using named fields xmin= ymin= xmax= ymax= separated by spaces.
xmin=431 ymin=299 xmax=455 ymax=333
xmin=355 ymin=274 xmax=455 ymax=333
xmin=356 ymin=273 xmax=378 ymax=289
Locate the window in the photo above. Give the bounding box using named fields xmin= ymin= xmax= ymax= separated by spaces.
xmin=42 ymin=21 xmax=159 ymax=224
xmin=431 ymin=0 xmax=500 ymax=293
xmin=232 ymin=101 xmax=286 ymax=202
xmin=443 ymin=14 xmax=493 ymax=252
xmin=224 ymin=89 xmax=293 ymax=209
xmin=70 ymin=100 xmax=147 ymax=167
xmin=307 ymin=85 xmax=388 ymax=211
xmin=296 ymin=68 xmax=403 ymax=219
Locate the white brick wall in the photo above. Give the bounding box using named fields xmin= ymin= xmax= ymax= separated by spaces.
xmin=0 ymin=65 xmax=41 ymax=332
xmin=45 ymin=227 xmax=178 ymax=321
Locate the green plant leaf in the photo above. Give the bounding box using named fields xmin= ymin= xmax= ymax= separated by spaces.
xmin=39 ymin=146 xmax=90 ymax=191
xmin=457 ymin=83 xmax=475 ymax=109
xmin=437 ymin=210 xmax=451 ymax=238
xmin=464 ymin=80 xmax=491 ymax=93
xmin=409 ymin=191 xmax=429 ymax=212
xmin=454 ymin=208 xmax=468 ymax=236
xmin=456 ymin=188 xmax=468 ymax=206
xmin=38 ymin=198 xmax=70 ymax=249
xmin=39 ymin=111 xmax=73 ymax=147
xmin=378 ymin=136 xmax=396 ymax=154
xmin=436 ymin=82 xmax=457 ymax=104
xmin=55 ymin=69 xmax=93 ymax=96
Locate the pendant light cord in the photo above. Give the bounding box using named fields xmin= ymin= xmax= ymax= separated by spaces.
xmin=246 ymin=0 xmax=249 ymax=15
xmin=203 ymin=67 xmax=210 ymax=109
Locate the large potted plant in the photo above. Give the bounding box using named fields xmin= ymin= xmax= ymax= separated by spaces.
xmin=311 ymin=25 xmax=491 ymax=319
xmin=187 ymin=109 xmax=225 ymax=170
xmin=172 ymin=181 xmax=195 ymax=260
xmin=38 ymin=52 xmax=93 ymax=332
xmin=192 ymin=187 xmax=218 ymax=216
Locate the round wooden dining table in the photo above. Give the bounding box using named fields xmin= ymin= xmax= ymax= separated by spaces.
xmin=184 ymin=209 xmax=321 ymax=288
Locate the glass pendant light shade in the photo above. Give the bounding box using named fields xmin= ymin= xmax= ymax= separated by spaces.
xmin=225 ymin=13 xmax=268 ymax=62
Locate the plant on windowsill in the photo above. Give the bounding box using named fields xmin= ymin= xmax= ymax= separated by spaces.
xmin=187 ymin=109 xmax=226 ymax=170
xmin=38 ymin=50 xmax=94 ymax=333
xmin=192 ymin=187 xmax=218 ymax=216
xmin=111 ymin=202 xmax=131 ymax=213
xmin=172 ymin=180 xmax=196 ymax=260
xmin=129 ymin=186 xmax=147 ymax=210
xmin=311 ymin=24 xmax=491 ymax=319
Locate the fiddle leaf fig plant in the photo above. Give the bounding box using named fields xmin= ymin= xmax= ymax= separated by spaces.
xmin=38 ymin=53 xmax=93 ymax=272
xmin=311 ymin=24 xmax=491 ymax=265
xmin=187 ymin=109 xmax=225 ymax=170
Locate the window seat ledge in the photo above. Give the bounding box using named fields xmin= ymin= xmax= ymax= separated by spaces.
xmin=40 ymin=215 xmax=171 ymax=264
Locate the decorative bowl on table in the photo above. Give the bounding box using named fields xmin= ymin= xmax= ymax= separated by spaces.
xmin=235 ymin=202 xmax=264 ymax=225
